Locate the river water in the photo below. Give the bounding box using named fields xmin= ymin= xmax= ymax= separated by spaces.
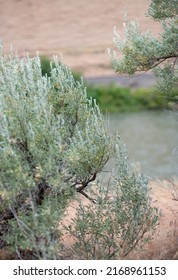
xmin=107 ymin=110 xmax=178 ymax=179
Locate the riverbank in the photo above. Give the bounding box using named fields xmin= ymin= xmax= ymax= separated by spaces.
xmin=85 ymin=73 xmax=157 ymax=88
xmin=86 ymin=84 xmax=178 ymax=112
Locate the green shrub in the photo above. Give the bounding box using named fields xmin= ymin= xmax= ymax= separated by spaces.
xmin=0 ymin=45 xmax=159 ymax=259
xmin=40 ymin=55 xmax=54 ymax=77
xmin=87 ymin=84 xmax=178 ymax=112
xmin=63 ymin=138 xmax=160 ymax=259
xmin=40 ymin=55 xmax=81 ymax=82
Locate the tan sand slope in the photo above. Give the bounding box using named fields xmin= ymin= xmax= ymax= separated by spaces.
xmin=0 ymin=0 xmax=161 ymax=76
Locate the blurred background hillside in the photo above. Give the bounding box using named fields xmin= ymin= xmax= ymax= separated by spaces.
xmin=0 ymin=0 xmax=161 ymax=76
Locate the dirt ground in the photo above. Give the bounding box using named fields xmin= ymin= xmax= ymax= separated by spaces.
xmin=60 ymin=180 xmax=178 ymax=260
xmin=0 ymin=0 xmax=162 ymax=76
xmin=131 ymin=180 xmax=178 ymax=259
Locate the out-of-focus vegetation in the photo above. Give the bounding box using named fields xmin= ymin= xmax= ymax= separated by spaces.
xmin=87 ymin=84 xmax=178 ymax=112
xmin=40 ymin=56 xmax=178 ymax=113
xmin=40 ymin=56 xmax=81 ymax=81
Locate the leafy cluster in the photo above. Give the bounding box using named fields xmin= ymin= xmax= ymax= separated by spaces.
xmin=148 ymin=0 xmax=178 ymax=20
xmin=109 ymin=0 xmax=178 ymax=95
xmin=64 ymin=138 xmax=159 ymax=259
xmin=0 ymin=47 xmax=111 ymax=259
xmin=0 ymin=44 xmax=159 ymax=259
xmin=40 ymin=55 xmax=81 ymax=82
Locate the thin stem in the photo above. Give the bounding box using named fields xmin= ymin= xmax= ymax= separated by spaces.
xmin=78 ymin=190 xmax=97 ymax=204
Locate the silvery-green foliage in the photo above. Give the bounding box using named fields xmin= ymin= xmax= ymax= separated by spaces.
xmin=0 ymin=46 xmax=111 ymax=259
xmin=0 ymin=44 xmax=159 ymax=260
xmin=63 ymin=137 xmax=160 ymax=260
xmin=108 ymin=0 xmax=178 ymax=95
xmin=148 ymin=0 xmax=178 ymax=20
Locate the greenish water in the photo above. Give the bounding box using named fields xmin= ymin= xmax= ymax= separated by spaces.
xmin=108 ymin=111 xmax=178 ymax=179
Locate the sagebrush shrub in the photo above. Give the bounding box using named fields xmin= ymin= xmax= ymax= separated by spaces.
xmin=0 ymin=44 xmax=159 ymax=259
xmin=108 ymin=0 xmax=178 ymax=95
xmin=63 ymin=138 xmax=159 ymax=259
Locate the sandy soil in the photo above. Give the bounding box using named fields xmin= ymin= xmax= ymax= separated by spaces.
xmin=61 ymin=180 xmax=178 ymax=260
xmin=131 ymin=180 xmax=178 ymax=259
xmin=0 ymin=0 xmax=162 ymax=76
